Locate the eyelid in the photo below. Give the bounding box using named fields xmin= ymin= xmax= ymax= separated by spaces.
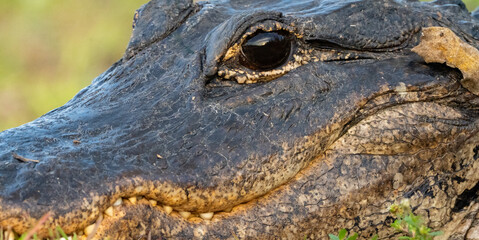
xmin=202 ymin=12 xmax=282 ymax=77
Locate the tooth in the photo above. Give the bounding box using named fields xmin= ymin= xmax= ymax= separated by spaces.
xmin=179 ymin=211 xmax=191 ymax=219
xmin=163 ymin=205 xmax=173 ymax=214
xmin=128 ymin=197 xmax=137 ymax=204
xmin=149 ymin=200 xmax=157 ymax=206
xmin=199 ymin=212 xmax=214 ymax=220
xmin=4 ymin=231 xmax=14 ymax=240
xmin=104 ymin=206 xmax=114 ymax=217
xmin=113 ymin=198 xmax=122 ymax=206
xmin=84 ymin=223 xmax=96 ymax=236
xmin=223 ymin=207 xmax=232 ymax=213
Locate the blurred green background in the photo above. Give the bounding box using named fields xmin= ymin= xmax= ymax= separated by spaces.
xmin=0 ymin=1 xmax=478 ymax=131
xmin=0 ymin=1 xmax=148 ymax=131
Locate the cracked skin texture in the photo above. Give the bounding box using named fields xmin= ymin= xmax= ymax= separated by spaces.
xmin=1 ymin=0 xmax=479 ymax=239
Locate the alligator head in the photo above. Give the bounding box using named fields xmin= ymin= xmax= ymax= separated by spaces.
xmin=1 ymin=0 xmax=479 ymax=239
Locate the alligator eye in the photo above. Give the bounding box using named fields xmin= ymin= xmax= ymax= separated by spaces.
xmin=239 ymin=31 xmax=292 ymax=71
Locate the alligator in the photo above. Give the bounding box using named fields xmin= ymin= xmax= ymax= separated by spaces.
xmin=1 ymin=0 xmax=479 ymax=239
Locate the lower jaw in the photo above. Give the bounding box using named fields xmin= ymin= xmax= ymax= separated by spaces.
xmin=14 ymin=142 xmax=476 ymax=239
xmin=88 ymin=146 xmax=479 ymax=239
xmin=91 ymin=107 xmax=479 ymax=239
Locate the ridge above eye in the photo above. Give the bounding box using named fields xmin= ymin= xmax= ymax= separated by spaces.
xmin=240 ymin=30 xmax=292 ymax=71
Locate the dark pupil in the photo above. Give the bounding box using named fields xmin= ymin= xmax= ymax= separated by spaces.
xmin=240 ymin=31 xmax=291 ymax=71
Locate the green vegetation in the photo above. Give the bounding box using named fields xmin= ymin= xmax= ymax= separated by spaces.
xmin=1 ymin=212 xmax=78 ymax=240
xmin=328 ymin=229 xmax=362 ymax=240
xmin=2 ymin=227 xmax=79 ymax=240
xmin=328 ymin=200 xmax=442 ymax=240
xmin=389 ymin=200 xmax=443 ymax=240
xmin=0 ymin=0 xmax=478 ymax=131
xmin=424 ymin=0 xmax=479 ymax=9
xmin=19 ymin=227 xmax=78 ymax=240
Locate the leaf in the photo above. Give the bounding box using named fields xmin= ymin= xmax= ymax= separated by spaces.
xmin=429 ymin=231 xmax=443 ymax=236
xmin=404 ymin=214 xmax=417 ymax=227
xmin=370 ymin=235 xmax=378 ymax=240
xmin=398 ymin=236 xmax=412 ymax=240
xmin=338 ymin=229 xmax=348 ymax=239
xmin=48 ymin=228 xmax=55 ymax=238
xmin=391 ymin=220 xmax=403 ymax=230
xmin=328 ymin=234 xmax=340 ymax=240
xmin=56 ymin=226 xmax=68 ymax=239
xmin=347 ymin=233 xmax=358 ymax=240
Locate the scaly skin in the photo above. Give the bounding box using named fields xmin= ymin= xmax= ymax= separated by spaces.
xmin=1 ymin=0 xmax=479 ymax=239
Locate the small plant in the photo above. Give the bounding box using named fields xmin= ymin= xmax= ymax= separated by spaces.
xmin=328 ymin=199 xmax=442 ymax=240
xmin=328 ymin=228 xmax=378 ymax=240
xmin=1 ymin=212 xmax=80 ymax=240
xmin=328 ymin=228 xmax=358 ymax=240
xmin=389 ymin=199 xmax=442 ymax=240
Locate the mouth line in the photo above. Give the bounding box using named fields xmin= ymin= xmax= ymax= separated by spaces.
xmin=43 ymin=183 xmax=282 ymax=238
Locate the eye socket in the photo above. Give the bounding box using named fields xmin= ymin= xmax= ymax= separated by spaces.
xmin=239 ymin=30 xmax=292 ymax=71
